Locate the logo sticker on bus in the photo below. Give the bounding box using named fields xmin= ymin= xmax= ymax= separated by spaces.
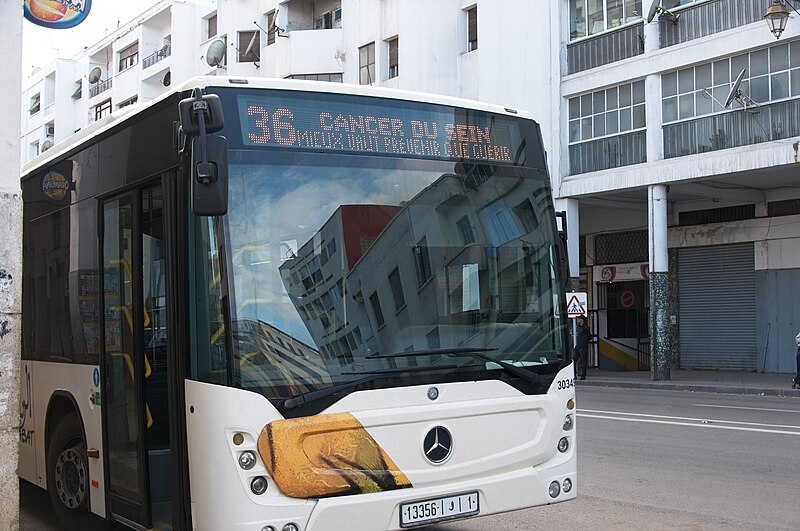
xmin=40 ymin=169 xmax=72 ymax=203
xmin=24 ymin=0 xmax=92 ymax=29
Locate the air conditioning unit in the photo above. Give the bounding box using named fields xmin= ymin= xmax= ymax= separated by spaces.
xmin=45 ymin=125 xmax=55 ymax=136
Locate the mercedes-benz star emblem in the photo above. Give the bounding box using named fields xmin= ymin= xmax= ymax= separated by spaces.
xmin=423 ymin=426 xmax=453 ymax=464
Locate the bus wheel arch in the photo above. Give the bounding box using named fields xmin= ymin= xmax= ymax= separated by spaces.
xmin=45 ymin=393 xmax=106 ymax=529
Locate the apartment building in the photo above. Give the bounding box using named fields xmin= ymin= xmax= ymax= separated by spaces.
xmin=20 ymin=0 xmax=800 ymax=375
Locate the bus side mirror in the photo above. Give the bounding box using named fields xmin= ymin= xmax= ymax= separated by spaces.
xmin=179 ymin=89 xmax=229 ymax=216
xmin=555 ymin=211 xmax=568 ymax=244
xmin=190 ymin=135 xmax=228 ymax=216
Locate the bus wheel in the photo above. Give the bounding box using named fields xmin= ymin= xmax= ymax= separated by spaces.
xmin=47 ymin=414 xmax=107 ymax=530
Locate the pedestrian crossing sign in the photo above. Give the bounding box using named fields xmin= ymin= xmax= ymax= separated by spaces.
xmin=566 ymin=292 xmax=587 ymax=317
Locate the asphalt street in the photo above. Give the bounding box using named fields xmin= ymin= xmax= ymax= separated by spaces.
xmin=21 ymin=386 xmax=800 ymax=530
xmin=433 ymin=386 xmax=800 ymax=530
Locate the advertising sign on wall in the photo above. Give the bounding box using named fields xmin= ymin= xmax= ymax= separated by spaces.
xmin=24 ymin=0 xmax=92 ymax=29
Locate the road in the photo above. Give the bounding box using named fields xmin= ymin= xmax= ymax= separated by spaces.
xmin=21 ymin=386 xmax=800 ymax=530
xmin=432 ymin=387 xmax=800 ymax=530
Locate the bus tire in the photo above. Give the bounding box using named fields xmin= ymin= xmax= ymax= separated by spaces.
xmin=46 ymin=413 xmax=108 ymax=530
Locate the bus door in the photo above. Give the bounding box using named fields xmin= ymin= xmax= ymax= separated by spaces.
xmin=101 ymin=182 xmax=172 ymax=528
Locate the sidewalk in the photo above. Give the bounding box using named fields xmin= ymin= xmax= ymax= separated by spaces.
xmin=577 ymin=368 xmax=800 ymax=398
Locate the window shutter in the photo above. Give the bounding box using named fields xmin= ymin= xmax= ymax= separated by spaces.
xmin=468 ymin=7 xmax=477 ymax=46
xmin=389 ymin=38 xmax=398 ymax=68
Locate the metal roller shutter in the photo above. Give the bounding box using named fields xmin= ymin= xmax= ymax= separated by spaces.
xmin=678 ymin=243 xmax=755 ymax=370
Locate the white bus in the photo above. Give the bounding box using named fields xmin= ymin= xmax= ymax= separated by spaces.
xmin=19 ymin=77 xmax=576 ymax=530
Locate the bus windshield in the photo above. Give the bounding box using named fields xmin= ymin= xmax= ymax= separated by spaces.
xmin=190 ymin=90 xmax=569 ymax=414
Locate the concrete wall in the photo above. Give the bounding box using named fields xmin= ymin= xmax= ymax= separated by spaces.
xmin=0 ymin=0 xmax=22 ymax=528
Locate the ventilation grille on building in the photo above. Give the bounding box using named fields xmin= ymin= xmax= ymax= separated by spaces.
xmin=594 ymin=230 xmax=647 ymax=265
xmin=678 ymin=204 xmax=756 ymax=226
xmin=767 ymin=198 xmax=800 ymax=217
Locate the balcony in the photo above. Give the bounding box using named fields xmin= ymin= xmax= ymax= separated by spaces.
xmin=567 ymin=22 xmax=644 ymax=75
xmin=569 ymin=130 xmax=647 ymax=175
xmin=89 ymin=78 xmax=113 ymax=98
xmin=659 ymin=0 xmax=765 ymax=48
xmin=143 ymin=44 xmax=171 ymax=69
xmin=663 ymin=98 xmax=800 ymax=158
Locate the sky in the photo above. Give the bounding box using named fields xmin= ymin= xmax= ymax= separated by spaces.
xmin=22 ymin=0 xmax=162 ymax=78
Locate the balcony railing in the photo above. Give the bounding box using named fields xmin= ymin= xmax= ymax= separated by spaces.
xmin=143 ymin=44 xmax=172 ymax=69
xmin=659 ymin=0 xmax=764 ymax=48
xmin=663 ymin=99 xmax=800 ymax=158
xmin=569 ymin=130 xmax=647 ymax=175
xmin=567 ymin=22 xmax=644 ymax=75
xmin=89 ymin=78 xmax=112 ymax=98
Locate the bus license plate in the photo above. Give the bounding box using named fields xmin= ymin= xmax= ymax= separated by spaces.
xmin=400 ymin=491 xmax=479 ymax=527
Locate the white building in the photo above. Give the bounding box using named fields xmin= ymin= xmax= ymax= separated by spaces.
xmin=20 ymin=0 xmax=800 ymax=375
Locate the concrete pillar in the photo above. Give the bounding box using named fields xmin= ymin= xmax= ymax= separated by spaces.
xmin=648 ymin=184 xmax=669 ymax=381
xmin=0 ymin=1 xmax=22 ymax=528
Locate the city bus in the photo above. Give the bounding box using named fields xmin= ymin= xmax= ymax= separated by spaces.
xmin=18 ymin=77 xmax=577 ymax=530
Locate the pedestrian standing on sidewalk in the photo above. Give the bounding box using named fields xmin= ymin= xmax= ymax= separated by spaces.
xmin=793 ymin=330 xmax=800 ymax=389
xmin=573 ymin=314 xmax=590 ymax=380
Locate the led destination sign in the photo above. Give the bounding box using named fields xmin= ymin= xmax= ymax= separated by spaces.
xmin=236 ymin=94 xmax=524 ymax=164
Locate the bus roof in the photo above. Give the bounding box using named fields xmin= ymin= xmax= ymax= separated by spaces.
xmin=21 ymin=76 xmax=536 ymax=179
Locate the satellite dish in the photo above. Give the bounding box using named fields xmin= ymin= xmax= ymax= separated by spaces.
xmin=724 ymin=68 xmax=747 ymax=108
xmin=88 ymin=67 xmax=102 ymax=84
xmin=206 ymin=39 xmax=226 ymax=67
xmin=162 ymin=71 xmax=171 ymax=87
xmin=244 ymin=31 xmax=259 ymax=58
xmin=646 ymin=0 xmax=661 ymax=23
xmin=646 ymin=0 xmax=679 ymax=24
xmin=41 ymin=140 xmax=53 ymax=152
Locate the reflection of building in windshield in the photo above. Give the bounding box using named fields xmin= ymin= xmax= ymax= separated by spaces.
xmin=280 ymin=168 xmax=557 ymax=366
xmin=233 ymin=318 xmax=332 ymax=397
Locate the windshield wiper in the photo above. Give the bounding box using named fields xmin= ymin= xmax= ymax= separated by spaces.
xmin=280 ymin=364 xmax=463 ymax=411
xmin=368 ymin=347 xmax=541 ymax=387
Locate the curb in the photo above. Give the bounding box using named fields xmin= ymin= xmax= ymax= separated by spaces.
xmin=576 ymin=379 xmax=800 ymax=398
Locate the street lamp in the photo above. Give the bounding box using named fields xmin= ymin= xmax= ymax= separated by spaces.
xmin=764 ymin=0 xmax=800 ymax=39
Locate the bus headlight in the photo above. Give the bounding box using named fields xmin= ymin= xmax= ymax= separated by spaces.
xmin=261 ymin=527 xmax=276 ymax=531
xmin=251 ymin=476 xmax=269 ymax=495
xmin=562 ymin=478 xmax=573 ymax=493
xmin=548 ymin=481 xmax=560 ymax=498
xmin=563 ymin=414 xmax=573 ymax=431
xmin=283 ymin=524 xmax=300 ymax=531
xmin=558 ymin=437 xmax=569 ymax=453
xmin=238 ymin=451 xmax=257 ymax=470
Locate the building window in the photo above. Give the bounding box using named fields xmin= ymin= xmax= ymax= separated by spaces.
xmin=71 ymin=81 xmax=82 ymax=101
xmin=569 ymin=0 xmax=643 ymax=41
xmin=206 ymin=14 xmax=217 ymax=39
xmin=369 ymin=292 xmax=385 ymax=327
xmin=387 ymin=37 xmax=399 ymax=79
xmin=94 ymin=99 xmax=112 ymax=121
xmin=413 ymin=237 xmax=432 ymax=288
xmin=288 ymin=73 xmax=343 ymax=82
xmin=117 ymin=97 xmax=138 ymax=109
xmin=118 ymin=43 xmax=139 ymax=72
xmin=300 ymin=257 xmax=322 ymax=289
xmin=29 ymin=141 xmax=39 ymax=159
xmin=388 ymin=268 xmax=405 ymax=311
xmin=467 ymin=6 xmax=477 ymax=51
xmin=238 ymin=31 xmax=260 ymax=62
xmin=457 ymin=215 xmax=476 ymax=245
xmin=662 ymin=41 xmax=800 ymax=124
xmin=359 ymin=42 xmax=375 ymax=85
xmin=266 ymin=10 xmax=276 ymax=45
xmin=480 ymin=199 xmax=522 ymax=246
xmin=568 ymin=79 xmax=646 ymax=143
xmin=514 ymin=200 xmax=539 ymax=234
xmin=426 ymin=328 xmax=441 ymax=349
xmin=29 ymin=93 xmax=41 ymax=115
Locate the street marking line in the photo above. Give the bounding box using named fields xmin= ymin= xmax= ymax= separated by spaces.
xmin=578 ymin=408 xmax=800 ymax=431
xmin=691 ymin=404 xmax=800 ymax=414
xmin=578 ymin=414 xmax=800 ymax=436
